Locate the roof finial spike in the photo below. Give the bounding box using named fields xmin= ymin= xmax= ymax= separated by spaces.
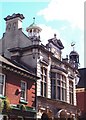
xmin=71 ymin=41 xmax=75 ymax=51
xmin=54 ymin=33 xmax=56 ymax=38
xmin=33 ymin=17 xmax=35 ymax=24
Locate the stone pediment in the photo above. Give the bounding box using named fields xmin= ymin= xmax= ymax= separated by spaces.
xmin=48 ymin=38 xmax=64 ymax=50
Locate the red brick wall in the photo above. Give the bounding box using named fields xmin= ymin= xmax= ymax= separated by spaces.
xmin=84 ymin=91 xmax=86 ymax=112
xmin=76 ymin=91 xmax=86 ymax=114
xmin=2 ymin=68 xmax=36 ymax=108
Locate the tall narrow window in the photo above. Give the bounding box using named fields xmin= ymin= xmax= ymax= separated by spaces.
xmin=61 ymin=75 xmax=66 ymax=101
xmin=51 ymin=72 xmax=56 ymax=99
xmin=57 ymin=73 xmax=61 ymax=100
xmin=0 ymin=73 xmax=5 ymax=96
xmin=41 ymin=67 xmax=47 ymax=97
xmin=21 ymin=81 xmax=27 ymax=100
xmin=51 ymin=72 xmax=67 ymax=102
xmin=69 ymin=81 xmax=74 ymax=104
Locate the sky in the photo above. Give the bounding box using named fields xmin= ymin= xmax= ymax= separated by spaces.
xmin=0 ymin=0 xmax=84 ymax=68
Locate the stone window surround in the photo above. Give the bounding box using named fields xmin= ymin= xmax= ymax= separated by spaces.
xmin=69 ymin=80 xmax=74 ymax=105
xmin=40 ymin=65 xmax=47 ymax=97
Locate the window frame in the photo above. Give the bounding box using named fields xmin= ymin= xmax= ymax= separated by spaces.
xmin=69 ymin=80 xmax=74 ymax=105
xmin=51 ymin=72 xmax=67 ymax=102
xmin=20 ymin=80 xmax=27 ymax=101
xmin=40 ymin=66 xmax=47 ymax=97
xmin=0 ymin=73 xmax=5 ymax=97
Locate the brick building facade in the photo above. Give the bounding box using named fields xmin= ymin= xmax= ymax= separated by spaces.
xmin=0 ymin=55 xmax=39 ymax=119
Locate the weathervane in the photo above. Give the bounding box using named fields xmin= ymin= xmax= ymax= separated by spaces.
xmin=71 ymin=42 xmax=75 ymax=51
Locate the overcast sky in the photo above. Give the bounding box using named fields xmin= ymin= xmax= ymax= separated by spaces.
xmin=0 ymin=0 xmax=84 ymax=68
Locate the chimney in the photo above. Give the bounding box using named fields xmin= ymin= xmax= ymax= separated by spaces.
xmin=4 ymin=13 xmax=25 ymax=32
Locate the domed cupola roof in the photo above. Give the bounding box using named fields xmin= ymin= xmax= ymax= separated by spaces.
xmin=26 ymin=22 xmax=42 ymax=32
xmin=26 ymin=17 xmax=42 ymax=32
xmin=26 ymin=17 xmax=42 ymax=38
xmin=69 ymin=50 xmax=79 ymax=56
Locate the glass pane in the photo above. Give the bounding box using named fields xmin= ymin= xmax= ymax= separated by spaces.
xmin=41 ymin=82 xmax=43 ymax=96
xmin=72 ymin=93 xmax=73 ymax=104
xmin=57 ymin=73 xmax=60 ymax=79
xmin=69 ymin=93 xmax=71 ymax=103
xmin=57 ymin=87 xmax=60 ymax=100
xmin=44 ymin=68 xmax=47 ymax=75
xmin=41 ymin=75 xmax=43 ymax=81
xmin=65 ymin=89 xmax=67 ymax=101
xmin=41 ymin=67 xmax=43 ymax=74
xmin=21 ymin=91 xmax=25 ymax=99
xmin=57 ymin=80 xmax=60 ymax=85
xmin=62 ymin=81 xmax=64 ymax=87
xmin=54 ymin=86 xmax=56 ymax=99
xmin=21 ymin=82 xmax=25 ymax=90
xmin=44 ymin=76 xmax=47 ymax=82
xmin=62 ymin=88 xmax=64 ymax=100
xmin=21 ymin=81 xmax=27 ymax=100
xmin=0 ymin=85 xmax=3 ymax=94
xmin=64 ymin=83 xmax=66 ymax=87
xmin=44 ymin=83 xmax=46 ymax=97
xmin=51 ymin=85 xmax=56 ymax=99
xmin=51 ymin=79 xmax=55 ymax=85
xmin=0 ymin=75 xmax=4 ymax=84
xmin=51 ymin=72 xmax=56 ymax=78
xmin=69 ymin=93 xmax=73 ymax=104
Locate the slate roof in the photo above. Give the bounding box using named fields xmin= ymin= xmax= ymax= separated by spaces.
xmin=76 ymin=68 xmax=86 ymax=88
xmin=26 ymin=21 xmax=42 ymax=32
xmin=69 ymin=50 xmax=79 ymax=56
xmin=0 ymin=55 xmax=39 ymax=79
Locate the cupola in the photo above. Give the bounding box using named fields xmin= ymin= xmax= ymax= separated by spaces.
xmin=69 ymin=42 xmax=79 ymax=69
xmin=26 ymin=17 xmax=42 ymax=38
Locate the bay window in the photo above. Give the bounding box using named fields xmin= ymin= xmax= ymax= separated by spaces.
xmin=51 ymin=72 xmax=67 ymax=102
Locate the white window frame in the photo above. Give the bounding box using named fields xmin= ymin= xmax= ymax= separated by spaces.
xmin=0 ymin=73 xmax=5 ymax=96
xmin=40 ymin=66 xmax=47 ymax=97
xmin=20 ymin=80 xmax=27 ymax=101
xmin=69 ymin=80 xmax=74 ymax=104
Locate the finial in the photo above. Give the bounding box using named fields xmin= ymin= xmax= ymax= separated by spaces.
xmin=33 ymin=17 xmax=35 ymax=24
xmin=71 ymin=42 xmax=75 ymax=51
xmin=54 ymin=33 xmax=56 ymax=38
